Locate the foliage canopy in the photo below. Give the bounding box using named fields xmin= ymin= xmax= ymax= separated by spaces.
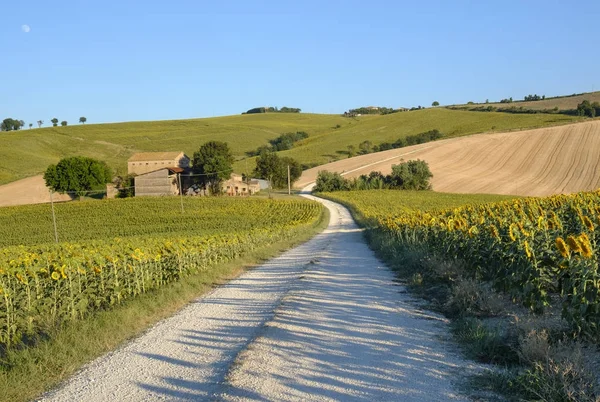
xmin=44 ymin=156 xmax=113 ymax=196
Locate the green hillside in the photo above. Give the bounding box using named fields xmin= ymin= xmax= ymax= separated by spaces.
xmin=0 ymin=109 xmax=581 ymax=185
xmin=452 ymin=91 xmax=600 ymax=111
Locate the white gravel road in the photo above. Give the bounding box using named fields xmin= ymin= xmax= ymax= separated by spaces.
xmin=39 ymin=194 xmax=480 ymax=402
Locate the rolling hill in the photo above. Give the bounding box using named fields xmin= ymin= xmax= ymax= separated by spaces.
xmin=451 ymin=91 xmax=600 ymax=111
xmin=0 ymin=109 xmax=580 ymax=186
xmin=297 ymin=119 xmax=600 ymax=197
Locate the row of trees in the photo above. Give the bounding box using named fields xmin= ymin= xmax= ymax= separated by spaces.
xmin=242 ymin=106 xmax=301 ymax=114
xmin=1 ymin=117 xmax=87 ymax=131
xmin=524 ymin=94 xmax=546 ymax=101
xmin=347 ymin=129 xmax=443 ymax=157
xmin=313 ymin=160 xmax=433 ymax=192
xmin=247 ymin=131 xmax=309 ymax=156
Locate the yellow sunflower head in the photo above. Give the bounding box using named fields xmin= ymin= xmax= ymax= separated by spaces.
xmin=468 ymin=226 xmax=479 ymax=238
xmin=51 ymin=271 xmax=61 ymax=280
xmin=537 ymin=216 xmax=546 ymax=230
xmin=555 ymin=237 xmax=569 ymax=258
xmin=566 ymin=235 xmax=582 ymax=254
xmin=489 ymin=224 xmax=500 ymax=240
xmin=583 ymin=216 xmax=595 ymax=232
xmin=523 ymin=240 xmax=533 ymax=259
xmin=578 ymin=233 xmax=593 ymax=259
xmin=509 ymin=223 xmax=519 ymax=242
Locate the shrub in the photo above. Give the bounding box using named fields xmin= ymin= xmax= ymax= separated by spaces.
xmin=313 ymin=171 xmax=349 ymax=192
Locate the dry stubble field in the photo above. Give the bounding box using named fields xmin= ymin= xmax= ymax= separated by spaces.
xmin=298 ymin=120 xmax=600 ymax=196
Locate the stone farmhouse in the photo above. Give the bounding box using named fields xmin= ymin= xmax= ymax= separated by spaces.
xmin=223 ymin=174 xmax=261 ymax=196
xmin=127 ymin=152 xmax=262 ymax=197
xmin=128 ymin=152 xmax=190 ymax=176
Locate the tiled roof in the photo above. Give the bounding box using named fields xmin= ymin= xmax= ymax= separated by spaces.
xmin=128 ymin=152 xmax=185 ymax=162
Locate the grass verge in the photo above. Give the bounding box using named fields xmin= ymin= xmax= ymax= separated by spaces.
xmin=0 ymin=206 xmax=329 ymax=402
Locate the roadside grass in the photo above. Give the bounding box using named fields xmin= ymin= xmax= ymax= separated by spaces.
xmin=0 ymin=109 xmax=581 ymax=185
xmin=0 ymin=206 xmax=329 ymax=402
xmin=318 ymin=190 xmax=600 ymax=402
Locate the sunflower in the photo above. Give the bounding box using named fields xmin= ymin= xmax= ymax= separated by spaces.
xmin=468 ymin=226 xmax=479 ymax=238
xmin=51 ymin=271 xmax=61 ymax=280
xmin=15 ymin=273 xmax=26 ymax=284
xmin=509 ymin=223 xmax=519 ymax=242
xmin=566 ymin=235 xmax=582 ymax=254
xmin=523 ymin=241 xmax=533 ymax=259
xmin=537 ymin=216 xmax=545 ymax=230
xmin=578 ymin=233 xmax=594 ymax=258
xmin=489 ymin=224 xmax=500 ymax=240
xmin=583 ymin=216 xmax=595 ymax=232
xmin=555 ymin=237 xmax=569 ymax=258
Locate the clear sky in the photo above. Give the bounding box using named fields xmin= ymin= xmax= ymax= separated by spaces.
xmin=2 ymin=0 xmax=599 ymax=125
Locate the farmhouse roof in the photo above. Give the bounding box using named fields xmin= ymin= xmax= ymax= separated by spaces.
xmin=135 ymin=166 xmax=189 ymax=176
xmin=128 ymin=152 xmax=185 ymax=162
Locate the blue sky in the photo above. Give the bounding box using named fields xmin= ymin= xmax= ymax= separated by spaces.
xmin=1 ymin=0 xmax=599 ymax=125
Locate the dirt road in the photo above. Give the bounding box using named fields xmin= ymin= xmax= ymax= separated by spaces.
xmin=40 ymin=194 xmax=478 ymax=401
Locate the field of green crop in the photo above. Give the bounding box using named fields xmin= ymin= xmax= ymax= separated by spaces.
xmin=0 ymin=196 xmax=323 ymax=348
xmin=0 ymin=109 xmax=580 ymax=185
xmin=0 ymin=196 xmax=320 ymax=248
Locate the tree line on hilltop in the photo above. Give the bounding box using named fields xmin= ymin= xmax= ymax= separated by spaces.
xmin=242 ymin=106 xmax=301 ymax=114
xmin=247 ymin=131 xmax=309 ymax=156
xmin=347 ymin=129 xmax=443 ymax=157
xmin=1 ymin=117 xmax=87 ymax=131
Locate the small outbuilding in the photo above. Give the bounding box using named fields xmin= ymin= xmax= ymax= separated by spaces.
xmin=134 ymin=167 xmax=187 ymax=197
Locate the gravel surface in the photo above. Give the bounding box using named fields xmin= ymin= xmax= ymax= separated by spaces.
xmin=39 ymin=193 xmax=480 ymax=402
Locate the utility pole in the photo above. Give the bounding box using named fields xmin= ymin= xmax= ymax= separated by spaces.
xmin=178 ymin=173 xmax=184 ymax=213
xmin=287 ymin=165 xmax=291 ymax=195
xmin=50 ymin=190 xmax=59 ymax=243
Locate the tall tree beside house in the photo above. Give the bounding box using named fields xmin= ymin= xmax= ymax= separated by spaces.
xmin=51 ymin=118 xmax=59 ymax=127
xmin=253 ymin=151 xmax=302 ymax=189
xmin=44 ymin=156 xmax=113 ymax=197
xmin=192 ymin=141 xmax=234 ymax=195
xmin=79 ymin=116 xmax=87 ymax=124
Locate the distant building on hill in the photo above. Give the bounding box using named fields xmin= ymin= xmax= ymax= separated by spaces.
xmin=127 ymin=152 xmax=190 ymax=176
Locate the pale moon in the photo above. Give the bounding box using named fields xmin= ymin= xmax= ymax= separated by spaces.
xmin=21 ymin=25 xmax=31 ymax=33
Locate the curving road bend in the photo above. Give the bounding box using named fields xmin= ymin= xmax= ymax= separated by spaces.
xmin=39 ymin=194 xmax=480 ymax=402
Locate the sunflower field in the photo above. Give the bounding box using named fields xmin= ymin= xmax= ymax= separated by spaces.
xmin=0 ymin=197 xmax=322 ymax=348
xmin=323 ymin=190 xmax=600 ymax=336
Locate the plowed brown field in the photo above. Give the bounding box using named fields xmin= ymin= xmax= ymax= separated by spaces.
xmin=0 ymin=175 xmax=72 ymax=207
xmin=297 ymin=120 xmax=600 ymax=197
